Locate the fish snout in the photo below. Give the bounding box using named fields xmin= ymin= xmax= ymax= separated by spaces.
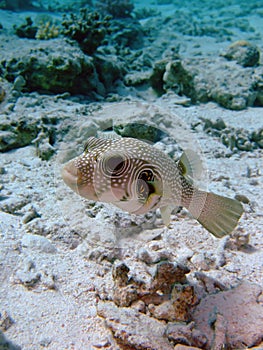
xmin=61 ymin=160 xmax=98 ymax=200
xmin=61 ymin=160 xmax=79 ymax=186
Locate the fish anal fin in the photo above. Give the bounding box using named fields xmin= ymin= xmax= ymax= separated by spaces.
xmin=160 ymin=205 xmax=177 ymax=226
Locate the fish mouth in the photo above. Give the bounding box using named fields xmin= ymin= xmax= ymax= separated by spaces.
xmin=61 ymin=161 xmax=79 ymax=190
xmin=61 ymin=160 xmax=98 ymax=200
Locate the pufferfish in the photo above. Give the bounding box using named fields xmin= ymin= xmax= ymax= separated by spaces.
xmin=61 ymin=136 xmax=244 ymax=238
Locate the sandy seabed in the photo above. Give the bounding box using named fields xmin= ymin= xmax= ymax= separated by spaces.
xmin=0 ymin=1 xmax=263 ymax=349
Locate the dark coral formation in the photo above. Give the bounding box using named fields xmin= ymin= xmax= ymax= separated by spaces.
xmin=111 ymin=260 xmax=195 ymax=322
xmin=0 ymin=39 xmax=102 ymax=95
xmin=95 ymin=0 xmax=134 ymax=18
xmin=13 ymin=17 xmax=37 ymax=39
xmin=198 ymin=117 xmax=263 ymax=151
xmin=0 ymin=0 xmax=35 ymax=10
xmin=221 ymin=40 xmax=260 ymax=67
xmin=61 ymin=8 xmax=111 ymax=55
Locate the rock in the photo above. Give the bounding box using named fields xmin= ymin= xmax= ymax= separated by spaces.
xmin=112 ymin=261 xmax=130 ymax=286
xmin=151 ymin=261 xmax=190 ymax=294
xmin=21 ymin=234 xmax=57 ymax=253
xmin=0 ymin=197 xmax=29 ymax=214
xmin=199 ymin=117 xmax=263 ymax=151
xmin=0 ymin=38 xmax=103 ymax=96
xmin=94 ymin=54 xmax=125 ymax=92
xmin=221 ymin=40 xmax=260 ymax=67
xmin=110 ymin=18 xmax=144 ymax=49
xmin=0 ymin=85 xmax=6 ymax=102
xmin=194 ymin=272 xmax=227 ymax=294
xmin=150 ymin=56 xmax=262 ymax=110
xmin=166 ymin=322 xmax=207 ymax=349
xmin=193 ymin=282 xmax=263 ymax=349
xmin=97 ymin=300 xmax=174 ymax=350
xmin=112 ymin=262 xmax=139 ymax=307
xmin=13 ymin=256 xmax=56 ymax=290
xmin=14 ymin=257 xmax=41 ymax=288
xmin=124 ymin=70 xmax=152 ymax=86
xmin=0 ymin=113 xmax=55 ymax=152
xmin=137 ymin=246 xmax=170 ymax=264
xmin=32 ymin=132 xmax=56 ymax=160
xmin=113 ymin=284 xmax=138 ymax=307
xmin=22 ymin=206 xmax=41 ymax=224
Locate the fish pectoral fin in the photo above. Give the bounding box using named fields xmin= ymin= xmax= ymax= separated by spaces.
xmin=188 ymin=190 xmax=244 ymax=238
xmin=160 ymin=205 xmax=175 ymax=226
xmin=179 ymin=149 xmax=204 ymax=183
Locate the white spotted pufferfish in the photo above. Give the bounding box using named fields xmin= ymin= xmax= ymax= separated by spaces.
xmin=62 ymin=136 xmax=244 ymax=238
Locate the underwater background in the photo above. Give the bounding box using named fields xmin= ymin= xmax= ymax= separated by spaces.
xmin=0 ymin=0 xmax=263 ymax=349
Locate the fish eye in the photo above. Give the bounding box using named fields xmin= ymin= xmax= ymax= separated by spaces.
xmin=104 ymin=155 xmax=126 ymax=175
xmin=137 ymin=170 xmax=155 ymax=201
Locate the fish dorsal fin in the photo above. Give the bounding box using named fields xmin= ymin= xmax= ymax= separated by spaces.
xmin=97 ymin=131 xmax=122 ymax=140
xmin=83 ymin=137 xmax=114 ymax=152
xmin=178 ymin=149 xmax=203 ymax=183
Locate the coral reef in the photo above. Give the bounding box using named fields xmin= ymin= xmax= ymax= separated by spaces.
xmin=150 ymin=55 xmax=263 ymax=110
xmin=95 ymin=0 xmax=134 ymax=18
xmin=0 ymin=113 xmax=56 ymax=153
xmin=61 ymin=8 xmax=111 ymax=55
xmin=0 ymin=39 xmax=103 ymax=95
xmin=35 ymin=21 xmax=60 ymax=40
xmin=14 ymin=16 xmax=60 ymax=40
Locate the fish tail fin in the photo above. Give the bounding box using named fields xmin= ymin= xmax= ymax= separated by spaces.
xmin=188 ymin=190 xmax=244 ymax=238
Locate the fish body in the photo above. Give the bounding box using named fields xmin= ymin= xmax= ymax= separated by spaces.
xmin=62 ymin=136 xmax=244 ymax=238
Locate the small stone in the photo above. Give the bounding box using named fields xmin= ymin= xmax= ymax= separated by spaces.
xmin=39 ymin=337 xmax=52 ymax=347
xmin=22 ymin=207 xmax=41 ymax=224
xmin=221 ymin=40 xmax=260 ymax=67
xmin=113 ymin=284 xmax=138 ymax=307
xmin=131 ymin=300 xmax=146 ymax=313
xmin=112 ymin=261 xmax=129 ymax=286
xmin=191 ymin=253 xmax=210 ymax=271
xmin=0 ymin=166 xmax=6 ymax=174
xmin=166 ymin=322 xmax=207 ymax=349
xmin=137 ymin=247 xmax=153 ymax=264
xmin=92 ymin=338 xmax=111 ymax=348
xmin=235 ymin=194 xmax=250 ymax=204
xmin=14 ymin=257 xmax=41 ymax=288
xmin=21 ymin=234 xmax=57 ymax=254
xmin=0 ymin=311 xmax=14 ymax=331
